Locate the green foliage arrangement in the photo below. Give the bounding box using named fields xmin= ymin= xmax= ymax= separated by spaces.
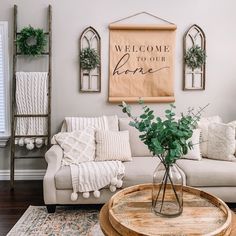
xmin=120 ymin=101 xmax=207 ymax=165
xmin=184 ymin=45 xmax=206 ymax=70
xmin=17 ymin=26 xmax=47 ymax=56
xmin=80 ymin=48 xmax=100 ymax=70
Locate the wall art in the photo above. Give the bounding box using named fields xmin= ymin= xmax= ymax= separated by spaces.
xmin=183 ymin=24 xmax=206 ymax=90
xmin=108 ymin=12 xmax=176 ymax=103
xmin=79 ymin=26 xmax=101 ymax=92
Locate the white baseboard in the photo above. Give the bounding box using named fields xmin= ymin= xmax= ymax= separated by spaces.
xmin=0 ymin=169 xmax=46 ymax=180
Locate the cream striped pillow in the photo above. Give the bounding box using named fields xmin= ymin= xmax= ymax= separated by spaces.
xmin=95 ymin=130 xmax=132 ymax=161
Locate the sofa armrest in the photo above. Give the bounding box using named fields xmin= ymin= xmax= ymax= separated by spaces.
xmin=43 ymin=145 xmax=63 ymax=204
xmin=45 ymin=144 xmax=63 ymax=169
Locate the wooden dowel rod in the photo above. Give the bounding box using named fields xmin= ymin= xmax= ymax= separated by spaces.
xmin=16 ymin=32 xmax=49 ymax=35
xmin=16 ymin=52 xmax=49 ymax=55
xmin=15 ymin=135 xmax=48 ymax=138
xmin=15 ymin=156 xmax=44 ymax=159
xmin=108 ymin=96 xmax=175 ymax=103
xmin=14 ymin=114 xmax=49 ymax=117
xmin=109 ymin=24 xmax=177 ymax=30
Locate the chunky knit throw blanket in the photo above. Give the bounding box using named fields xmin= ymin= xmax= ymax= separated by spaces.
xmin=15 ymin=72 xmax=48 ymax=149
xmin=69 ymin=161 xmax=125 ymax=200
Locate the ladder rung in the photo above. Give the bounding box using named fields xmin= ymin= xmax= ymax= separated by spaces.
xmin=16 ymin=52 xmax=49 ymax=55
xmin=14 ymin=114 xmax=49 ymax=117
xmin=14 ymin=135 xmax=48 ymax=138
xmin=15 ymin=156 xmax=45 ymax=159
xmin=16 ymin=32 xmax=49 ymax=35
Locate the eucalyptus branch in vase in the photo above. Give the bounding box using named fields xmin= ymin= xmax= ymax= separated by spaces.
xmin=120 ymin=100 xmax=208 ymax=216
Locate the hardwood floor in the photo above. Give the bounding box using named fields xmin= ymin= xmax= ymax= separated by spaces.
xmin=0 ymin=180 xmax=235 ymax=236
xmin=0 ymin=180 xmax=44 ymax=236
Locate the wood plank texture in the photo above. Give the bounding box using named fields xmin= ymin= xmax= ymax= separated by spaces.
xmin=0 ymin=181 xmax=44 ymax=236
xmin=106 ymin=184 xmax=232 ymax=236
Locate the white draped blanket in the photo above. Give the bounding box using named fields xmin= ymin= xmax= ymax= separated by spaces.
xmin=15 ymin=72 xmax=48 ymax=147
xmin=70 ymin=161 xmax=125 ymax=200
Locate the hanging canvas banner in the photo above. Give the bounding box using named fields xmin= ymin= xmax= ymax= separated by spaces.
xmin=109 ymin=21 xmax=177 ymax=103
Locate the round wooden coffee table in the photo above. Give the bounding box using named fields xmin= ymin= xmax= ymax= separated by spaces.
xmin=99 ymin=184 xmax=235 ymax=236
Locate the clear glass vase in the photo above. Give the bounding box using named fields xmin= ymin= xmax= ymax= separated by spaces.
xmin=152 ymin=162 xmax=183 ymax=217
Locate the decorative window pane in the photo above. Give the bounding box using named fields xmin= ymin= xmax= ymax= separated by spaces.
xmin=183 ymin=24 xmax=206 ymax=90
xmin=79 ymin=27 xmax=101 ymax=92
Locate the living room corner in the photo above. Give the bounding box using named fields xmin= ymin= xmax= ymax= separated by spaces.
xmin=0 ymin=0 xmax=236 ymax=235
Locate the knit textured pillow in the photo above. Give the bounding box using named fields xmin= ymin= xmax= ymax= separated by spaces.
xmin=95 ymin=130 xmax=132 ymax=161
xmin=207 ymin=123 xmax=236 ymax=161
xmin=197 ymin=116 xmax=222 ymax=157
xmin=54 ymin=127 xmax=95 ymax=165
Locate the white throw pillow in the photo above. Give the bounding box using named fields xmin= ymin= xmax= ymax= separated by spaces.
xmin=207 ymin=123 xmax=236 ymax=161
xmin=65 ymin=116 xmax=108 ymax=132
xmin=197 ymin=116 xmax=222 ymax=157
xmin=62 ymin=115 xmax=119 ymax=132
xmin=182 ymin=129 xmax=202 ymax=161
xmin=95 ymin=130 xmax=132 ymax=161
xmin=51 ymin=115 xmax=118 ymax=145
xmin=54 ymin=127 xmax=96 ymax=165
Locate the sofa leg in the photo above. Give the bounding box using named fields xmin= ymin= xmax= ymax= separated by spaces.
xmin=46 ymin=204 xmax=56 ymax=213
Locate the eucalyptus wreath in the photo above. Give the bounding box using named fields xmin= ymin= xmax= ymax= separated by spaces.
xmin=80 ymin=48 xmax=100 ymax=70
xmin=17 ymin=26 xmax=47 ymax=56
xmin=184 ymin=45 xmax=206 ymax=70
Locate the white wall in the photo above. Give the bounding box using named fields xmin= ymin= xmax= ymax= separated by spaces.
xmin=0 ymin=0 xmax=236 ymax=171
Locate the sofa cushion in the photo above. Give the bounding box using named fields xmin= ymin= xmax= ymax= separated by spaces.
xmin=177 ymin=158 xmax=236 ymax=187
xmin=55 ymin=156 xmax=160 ymax=190
xmin=122 ymin=156 xmax=160 ymax=187
xmin=106 ymin=115 xmax=119 ymax=131
xmin=119 ymin=118 xmax=152 ymax=157
xmin=55 ymin=166 xmax=72 ymax=189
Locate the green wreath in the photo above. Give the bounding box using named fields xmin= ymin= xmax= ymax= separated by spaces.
xmin=17 ymin=26 xmax=47 ymax=56
xmin=80 ymin=48 xmax=100 ymax=70
xmin=184 ymin=45 xmax=206 ymax=70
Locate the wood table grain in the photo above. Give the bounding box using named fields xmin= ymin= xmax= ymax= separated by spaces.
xmin=99 ymin=184 xmax=234 ymax=236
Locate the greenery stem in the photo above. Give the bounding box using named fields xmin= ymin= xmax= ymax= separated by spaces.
xmin=159 ymin=166 xmax=169 ymax=213
xmin=153 ymin=169 xmax=168 ymax=208
xmin=167 ymin=171 xmax=182 ymax=209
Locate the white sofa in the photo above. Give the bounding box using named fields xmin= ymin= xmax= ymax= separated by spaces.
xmin=43 ymin=117 xmax=236 ymax=213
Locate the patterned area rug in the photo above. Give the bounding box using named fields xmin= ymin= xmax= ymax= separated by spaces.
xmin=7 ymin=205 xmax=236 ymax=236
xmin=7 ymin=206 xmax=104 ymax=236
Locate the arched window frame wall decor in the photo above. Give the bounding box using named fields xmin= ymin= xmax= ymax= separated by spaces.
xmin=183 ymin=24 xmax=206 ymax=90
xmin=79 ymin=26 xmax=101 ymax=92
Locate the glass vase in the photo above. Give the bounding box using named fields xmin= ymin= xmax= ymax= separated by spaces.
xmin=152 ymin=162 xmax=183 ymax=217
